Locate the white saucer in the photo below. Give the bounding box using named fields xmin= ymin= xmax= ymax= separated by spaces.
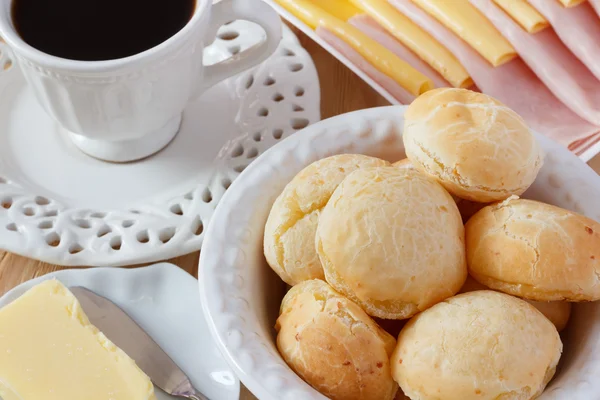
xmin=0 ymin=263 xmax=240 ymax=400
xmin=0 ymin=21 xmax=320 ymax=266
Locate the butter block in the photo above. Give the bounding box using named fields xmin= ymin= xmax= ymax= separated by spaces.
xmin=0 ymin=280 xmax=156 ymax=400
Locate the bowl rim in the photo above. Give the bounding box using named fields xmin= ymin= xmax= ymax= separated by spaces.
xmin=198 ymin=105 xmax=600 ymax=400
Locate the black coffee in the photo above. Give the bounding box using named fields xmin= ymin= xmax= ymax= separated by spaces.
xmin=11 ymin=0 xmax=196 ymax=61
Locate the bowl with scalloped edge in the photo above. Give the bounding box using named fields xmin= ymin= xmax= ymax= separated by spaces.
xmin=198 ymin=105 xmax=600 ymax=400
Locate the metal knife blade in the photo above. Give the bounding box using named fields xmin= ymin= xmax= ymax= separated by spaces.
xmin=70 ymin=286 xmax=208 ymax=400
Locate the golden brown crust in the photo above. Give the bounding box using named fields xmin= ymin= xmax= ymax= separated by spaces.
xmin=276 ymin=280 xmax=398 ymax=400
xmin=391 ymin=291 xmax=562 ymax=400
xmin=264 ymin=154 xmax=389 ymax=286
xmin=316 ymin=166 xmax=467 ymax=319
xmin=394 ymin=159 xmax=467 ymax=206
xmin=459 ymin=276 xmax=571 ymax=332
xmin=403 ymin=88 xmax=543 ymax=202
xmin=466 ymin=197 xmax=600 ymax=301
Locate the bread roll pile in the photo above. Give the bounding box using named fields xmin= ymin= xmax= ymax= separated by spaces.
xmin=264 ymin=88 xmax=598 ymax=400
xmin=264 ymin=154 xmax=389 ymax=285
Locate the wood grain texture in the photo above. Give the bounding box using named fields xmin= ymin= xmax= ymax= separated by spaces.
xmin=0 ymin=25 xmax=598 ymax=400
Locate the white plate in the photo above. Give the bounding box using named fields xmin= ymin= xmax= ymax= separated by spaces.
xmin=0 ymin=20 xmax=320 ymax=267
xmin=0 ymin=263 xmax=240 ymax=400
xmin=262 ymin=0 xmax=600 ymax=163
xmin=199 ymin=105 xmax=600 ymax=400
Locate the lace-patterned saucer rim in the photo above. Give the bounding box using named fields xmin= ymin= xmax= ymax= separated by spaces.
xmin=0 ymin=21 xmax=321 ymax=267
xmin=199 ymin=105 xmax=600 ymax=400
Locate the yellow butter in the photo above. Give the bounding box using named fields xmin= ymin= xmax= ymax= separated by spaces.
xmin=308 ymin=0 xmax=361 ymax=21
xmin=412 ymin=0 xmax=517 ymax=66
xmin=493 ymin=0 xmax=549 ymax=33
xmin=0 ymin=280 xmax=156 ymax=400
xmin=349 ymin=0 xmax=472 ymax=87
xmin=275 ymin=0 xmax=434 ymax=95
xmin=558 ymin=0 xmax=586 ymax=7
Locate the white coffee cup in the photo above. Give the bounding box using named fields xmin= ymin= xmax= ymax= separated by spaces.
xmin=0 ymin=0 xmax=282 ymax=162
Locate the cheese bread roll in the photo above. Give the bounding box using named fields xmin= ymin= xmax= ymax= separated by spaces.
xmin=392 ymin=291 xmax=562 ymax=400
xmin=460 ymin=276 xmax=571 ymax=332
xmin=393 ymin=158 xmax=473 ymax=208
xmin=392 ymin=158 xmax=414 ymax=169
xmin=403 ymin=88 xmax=543 ymax=202
xmin=276 ymin=280 xmax=398 ymax=400
xmin=467 ymin=197 xmax=600 ymax=301
xmin=264 ymin=154 xmax=389 ymax=286
xmin=316 ymin=166 xmax=467 ymax=319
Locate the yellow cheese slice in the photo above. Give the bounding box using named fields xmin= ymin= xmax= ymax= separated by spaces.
xmin=412 ymin=0 xmax=517 ymax=66
xmin=493 ymin=0 xmax=549 ymax=33
xmin=276 ymin=0 xmax=434 ymax=95
xmin=0 ymin=280 xmax=156 ymax=400
xmin=308 ymin=0 xmax=361 ymax=21
xmin=558 ymin=0 xmax=586 ymax=7
xmin=349 ymin=0 xmax=472 ymax=88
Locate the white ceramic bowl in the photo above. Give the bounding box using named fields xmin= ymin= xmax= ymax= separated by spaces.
xmin=199 ymin=106 xmax=600 ymax=400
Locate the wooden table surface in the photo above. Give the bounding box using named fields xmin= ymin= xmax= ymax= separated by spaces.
xmin=1 ymin=27 xmax=599 ymax=400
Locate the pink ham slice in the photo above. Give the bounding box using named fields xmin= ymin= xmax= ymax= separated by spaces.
xmin=591 ymin=0 xmax=600 ymax=16
xmin=525 ymin=0 xmax=600 ymax=81
xmin=348 ymin=14 xmax=450 ymax=88
xmin=470 ymin=0 xmax=600 ymax=126
xmin=389 ymin=0 xmax=600 ymax=152
xmin=315 ymin=26 xmax=415 ymax=104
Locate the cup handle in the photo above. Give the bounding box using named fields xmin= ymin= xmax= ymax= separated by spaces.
xmin=196 ymin=0 xmax=282 ymax=97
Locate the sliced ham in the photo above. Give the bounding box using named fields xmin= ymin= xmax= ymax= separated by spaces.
xmin=527 ymin=0 xmax=600 ymax=81
xmin=591 ymin=0 xmax=600 ymax=16
xmin=348 ymin=14 xmax=450 ymax=88
xmin=315 ymin=26 xmax=415 ymax=104
xmin=469 ymin=0 xmax=600 ymax=126
xmin=389 ymin=0 xmax=600 ymax=149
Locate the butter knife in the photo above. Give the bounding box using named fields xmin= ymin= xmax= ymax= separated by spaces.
xmin=70 ymin=286 xmax=209 ymax=400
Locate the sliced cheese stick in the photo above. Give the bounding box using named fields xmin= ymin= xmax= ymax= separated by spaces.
xmin=558 ymin=0 xmax=586 ymax=7
xmin=349 ymin=15 xmax=450 ymax=88
xmin=308 ymin=0 xmax=360 ymax=21
xmin=492 ymin=0 xmax=549 ymax=33
xmin=348 ymin=0 xmax=471 ymax=88
xmin=316 ymin=26 xmax=415 ymax=104
xmin=312 ymin=1 xmax=453 ymax=89
xmin=410 ymin=0 xmax=516 ymax=66
xmin=275 ymin=0 xmax=434 ymax=95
